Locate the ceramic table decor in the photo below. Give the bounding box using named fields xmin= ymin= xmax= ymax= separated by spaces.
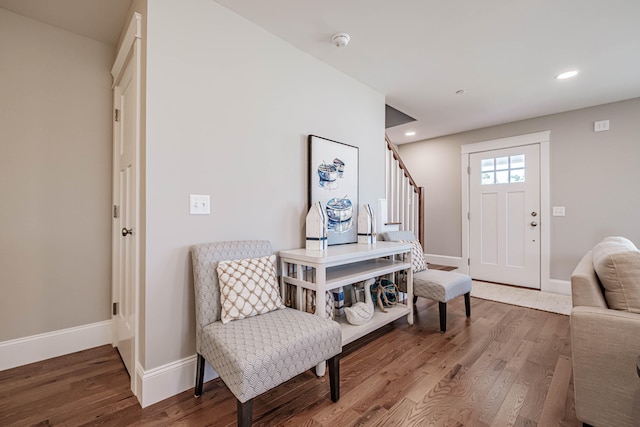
xmin=357 ymin=203 xmax=376 ymax=245
xmin=306 ymin=201 xmax=328 ymax=251
xmin=344 ymin=278 xmax=375 ymax=325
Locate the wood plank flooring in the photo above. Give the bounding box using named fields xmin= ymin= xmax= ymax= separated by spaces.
xmin=0 ymin=297 xmax=581 ymax=426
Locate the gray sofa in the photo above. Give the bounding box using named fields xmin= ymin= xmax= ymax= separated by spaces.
xmin=570 ymin=237 xmax=640 ymax=427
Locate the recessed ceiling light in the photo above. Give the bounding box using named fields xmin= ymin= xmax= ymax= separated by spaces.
xmin=405 ymin=131 xmax=416 ymax=136
xmin=556 ymin=70 xmax=579 ymax=80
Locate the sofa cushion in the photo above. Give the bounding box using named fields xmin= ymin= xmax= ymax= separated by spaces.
xmin=592 ymin=238 xmax=640 ymax=313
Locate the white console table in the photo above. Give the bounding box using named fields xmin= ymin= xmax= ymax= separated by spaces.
xmin=279 ymin=241 xmax=414 ymax=369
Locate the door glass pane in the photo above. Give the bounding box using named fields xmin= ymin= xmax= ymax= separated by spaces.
xmin=510 ymin=168 xmax=525 ymax=182
xmin=496 ymin=170 xmax=509 ymax=184
xmin=482 ymin=172 xmax=494 ymax=185
xmin=479 ymin=154 xmax=526 ymax=185
xmin=495 ymin=157 xmax=509 ymax=170
xmin=510 ymin=155 xmax=525 ymax=169
xmin=481 ymin=158 xmax=494 ymax=172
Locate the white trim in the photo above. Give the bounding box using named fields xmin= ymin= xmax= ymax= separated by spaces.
xmin=460 ymin=132 xmax=564 ymax=294
xmin=539 ymin=139 xmax=555 ymax=294
xmin=111 ymin=12 xmax=141 ymax=86
xmin=0 ymin=320 xmax=112 ymax=371
xmin=461 ymin=131 xmax=550 ymax=154
xmin=425 ymin=254 xmax=464 ymax=269
xmin=111 ymin=11 xmax=143 ymax=402
xmin=460 ymin=153 xmax=470 ymax=274
xmin=137 ymin=355 xmax=218 ymax=408
xmin=544 ymin=279 xmax=571 ymax=296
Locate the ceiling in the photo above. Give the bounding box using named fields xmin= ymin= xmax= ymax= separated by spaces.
xmin=215 ymin=0 xmax=640 ymax=143
xmin=2 ymin=0 xmax=639 ymax=144
xmin=0 ymin=0 xmax=131 ymax=46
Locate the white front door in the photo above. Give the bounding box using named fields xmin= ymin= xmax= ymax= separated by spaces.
xmin=469 ymin=144 xmax=540 ymax=288
xmin=112 ymin=50 xmax=138 ymax=377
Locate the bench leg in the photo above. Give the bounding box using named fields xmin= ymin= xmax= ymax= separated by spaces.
xmin=464 ymin=292 xmax=471 ymax=317
xmin=439 ymin=301 xmax=447 ymax=332
xmin=237 ymin=398 xmax=253 ymax=427
xmin=194 ymin=353 xmax=205 ymax=397
xmin=328 ymin=354 xmax=340 ymax=402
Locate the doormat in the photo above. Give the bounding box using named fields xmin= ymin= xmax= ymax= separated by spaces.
xmin=470 ymin=280 xmax=571 ymax=315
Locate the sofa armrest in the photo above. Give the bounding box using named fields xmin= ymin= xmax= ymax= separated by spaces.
xmin=570 ymin=306 xmax=640 ymax=426
xmin=571 ymin=250 xmax=607 ymax=308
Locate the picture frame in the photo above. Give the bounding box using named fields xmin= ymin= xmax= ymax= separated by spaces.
xmin=308 ymin=135 xmax=359 ymax=245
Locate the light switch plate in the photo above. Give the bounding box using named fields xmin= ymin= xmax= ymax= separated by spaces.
xmin=190 ymin=194 xmax=210 ymax=215
xmin=594 ymin=120 xmax=609 ymax=132
xmin=552 ymin=206 xmax=565 ymax=217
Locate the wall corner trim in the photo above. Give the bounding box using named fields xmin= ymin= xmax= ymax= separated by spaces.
xmin=0 ymin=320 xmax=112 ymax=371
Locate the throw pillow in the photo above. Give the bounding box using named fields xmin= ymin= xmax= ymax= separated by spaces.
xmin=399 ymin=239 xmax=428 ymax=273
xmin=217 ymin=254 xmax=284 ymax=324
xmin=592 ymin=238 xmax=640 ymax=313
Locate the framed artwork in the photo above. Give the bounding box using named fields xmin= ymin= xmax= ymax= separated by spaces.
xmin=308 ymin=135 xmax=359 ymax=245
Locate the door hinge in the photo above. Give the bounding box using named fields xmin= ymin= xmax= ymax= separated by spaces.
xmin=467 ymin=212 xmax=470 ymax=220
xmin=114 ymin=109 xmax=121 ymax=122
xmin=467 ymin=166 xmax=471 ymax=175
xmin=112 ymin=302 xmax=119 ymax=316
xmin=468 ymin=258 xmax=470 ymax=266
xmin=113 ymin=205 xmax=119 ymax=219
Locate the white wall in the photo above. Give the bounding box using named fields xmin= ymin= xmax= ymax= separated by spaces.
xmin=398 ymin=97 xmax=640 ymax=280
xmin=142 ymin=0 xmax=385 ymax=369
xmin=0 ymin=8 xmax=114 ymax=341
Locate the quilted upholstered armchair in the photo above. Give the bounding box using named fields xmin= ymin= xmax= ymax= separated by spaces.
xmin=191 ymin=240 xmax=342 ymax=426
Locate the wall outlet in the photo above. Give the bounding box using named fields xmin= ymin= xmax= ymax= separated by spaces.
xmin=190 ymin=194 xmax=210 ymax=215
xmin=594 ymin=120 xmax=609 ymax=132
xmin=552 ymin=206 xmax=565 ymax=217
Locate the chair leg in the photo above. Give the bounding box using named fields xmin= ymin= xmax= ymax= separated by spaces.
xmin=237 ymin=399 xmax=253 ymax=427
xmin=464 ymin=292 xmax=471 ymax=317
xmin=328 ymin=354 xmax=340 ymax=402
xmin=413 ymin=295 xmax=418 ymax=305
xmin=439 ymin=301 xmax=447 ymax=332
xmin=194 ymin=353 xmax=205 ymax=397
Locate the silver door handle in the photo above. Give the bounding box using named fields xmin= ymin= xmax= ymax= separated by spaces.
xmin=121 ymin=228 xmax=133 ymax=236
xmin=530 ymin=221 xmax=538 ymax=227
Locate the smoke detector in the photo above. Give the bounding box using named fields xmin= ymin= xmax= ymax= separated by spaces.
xmin=332 ymin=33 xmax=351 ymax=48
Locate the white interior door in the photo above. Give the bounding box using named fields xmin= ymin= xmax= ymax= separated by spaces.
xmin=469 ymin=144 xmax=540 ymax=288
xmin=112 ymin=51 xmax=138 ymax=377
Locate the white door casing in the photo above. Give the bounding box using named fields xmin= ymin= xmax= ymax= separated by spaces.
xmin=461 ymin=131 xmax=552 ymax=291
xmin=469 ymin=145 xmax=540 ymax=288
xmin=111 ymin=13 xmax=141 ymax=396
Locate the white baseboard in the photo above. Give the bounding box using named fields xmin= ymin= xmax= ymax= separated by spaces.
xmin=138 ymin=354 xmax=218 ymax=408
xmin=425 ymin=254 xmax=463 ymax=269
xmin=542 ymin=278 xmax=572 ymax=296
xmin=0 ymin=320 xmax=112 ymax=371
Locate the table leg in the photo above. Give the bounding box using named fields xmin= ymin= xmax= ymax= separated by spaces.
xmin=407 ymin=251 xmax=414 ymax=325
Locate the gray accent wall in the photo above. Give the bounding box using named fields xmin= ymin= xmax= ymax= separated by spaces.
xmin=142 ymin=0 xmax=385 ymax=370
xmin=0 ymin=8 xmax=114 ymax=342
xmin=398 ymin=97 xmax=640 ymax=280
xmin=0 ymin=0 xmax=386 ymax=375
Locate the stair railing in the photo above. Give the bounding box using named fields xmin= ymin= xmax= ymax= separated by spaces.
xmin=385 ymin=134 xmax=424 ymax=248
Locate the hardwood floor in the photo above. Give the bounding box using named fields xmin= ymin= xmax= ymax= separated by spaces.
xmin=0 ymin=297 xmax=581 ymax=426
